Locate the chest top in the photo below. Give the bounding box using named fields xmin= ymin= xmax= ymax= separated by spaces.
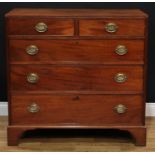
xmin=5 ymin=8 xmax=147 ymax=18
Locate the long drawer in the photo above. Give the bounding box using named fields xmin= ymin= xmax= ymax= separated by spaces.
xmin=10 ymin=94 xmax=144 ymax=126
xmin=10 ymin=65 xmax=143 ymax=92
xmin=9 ymin=40 xmax=144 ymax=64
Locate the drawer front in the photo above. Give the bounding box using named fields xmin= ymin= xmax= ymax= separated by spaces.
xmin=10 ymin=65 xmax=143 ymax=92
xmin=11 ymin=94 xmax=143 ymax=126
xmin=79 ymin=19 xmax=145 ymax=36
xmin=7 ymin=18 xmax=74 ymax=36
xmin=9 ymin=40 xmax=144 ymax=64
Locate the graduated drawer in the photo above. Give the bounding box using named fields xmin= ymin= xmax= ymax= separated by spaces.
xmin=7 ymin=18 xmax=74 ymax=36
xmin=10 ymin=94 xmax=144 ymax=126
xmin=10 ymin=65 xmax=143 ymax=92
xmin=9 ymin=40 xmax=144 ymax=64
xmin=79 ymin=19 xmax=145 ymax=36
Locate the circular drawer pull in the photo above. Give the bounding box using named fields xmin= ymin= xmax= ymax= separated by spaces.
xmin=114 ymin=104 xmax=127 ymax=114
xmin=27 ymin=73 xmax=39 ymax=84
xmin=114 ymin=73 xmax=127 ymax=83
xmin=35 ymin=22 xmax=48 ymax=33
xmin=27 ymin=103 xmax=40 ymax=113
xmin=105 ymin=23 xmax=118 ymax=33
xmin=115 ymin=45 xmax=128 ymax=55
xmin=26 ymin=45 xmax=39 ymax=55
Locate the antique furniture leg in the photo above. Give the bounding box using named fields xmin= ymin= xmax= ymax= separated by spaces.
xmin=127 ymin=127 xmax=146 ymax=146
xmin=7 ymin=126 xmax=27 ymax=146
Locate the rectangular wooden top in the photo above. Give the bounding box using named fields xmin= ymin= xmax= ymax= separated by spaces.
xmin=5 ymin=8 xmax=148 ymax=18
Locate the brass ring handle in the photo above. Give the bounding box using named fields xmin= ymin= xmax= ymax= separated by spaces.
xmin=35 ymin=22 xmax=48 ymax=33
xmin=114 ymin=73 xmax=127 ymax=83
xmin=115 ymin=45 xmax=128 ymax=55
xmin=105 ymin=23 xmax=118 ymax=33
xmin=27 ymin=103 xmax=40 ymax=113
xmin=114 ymin=104 xmax=127 ymax=114
xmin=26 ymin=45 xmax=39 ymax=55
xmin=27 ymin=73 xmax=39 ymax=84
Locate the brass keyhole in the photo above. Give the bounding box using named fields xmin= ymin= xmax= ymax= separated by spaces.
xmin=72 ymin=96 xmax=80 ymax=101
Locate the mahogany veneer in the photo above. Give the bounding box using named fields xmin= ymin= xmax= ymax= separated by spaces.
xmin=11 ymin=94 xmax=143 ymax=126
xmin=79 ymin=19 xmax=145 ymax=36
xmin=10 ymin=40 xmax=144 ymax=64
xmin=10 ymin=65 xmax=143 ymax=92
xmin=5 ymin=9 xmax=148 ymax=146
xmin=7 ymin=18 xmax=74 ymax=36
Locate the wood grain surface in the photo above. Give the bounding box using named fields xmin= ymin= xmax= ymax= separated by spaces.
xmin=9 ymin=39 xmax=144 ymax=64
xmin=10 ymin=94 xmax=143 ymax=126
xmin=5 ymin=9 xmax=148 ymax=18
xmin=10 ymin=65 xmax=143 ymax=92
xmin=79 ymin=19 xmax=145 ymax=36
xmin=7 ymin=18 xmax=74 ymax=35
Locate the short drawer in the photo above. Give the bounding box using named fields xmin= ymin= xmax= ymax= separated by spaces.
xmin=7 ymin=18 xmax=74 ymax=36
xmin=79 ymin=19 xmax=145 ymax=36
xmin=9 ymin=40 xmax=144 ymax=64
xmin=10 ymin=94 xmax=144 ymax=126
xmin=10 ymin=65 xmax=143 ymax=92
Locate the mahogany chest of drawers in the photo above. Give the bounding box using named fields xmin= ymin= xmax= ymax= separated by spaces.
xmin=5 ymin=9 xmax=148 ymax=146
